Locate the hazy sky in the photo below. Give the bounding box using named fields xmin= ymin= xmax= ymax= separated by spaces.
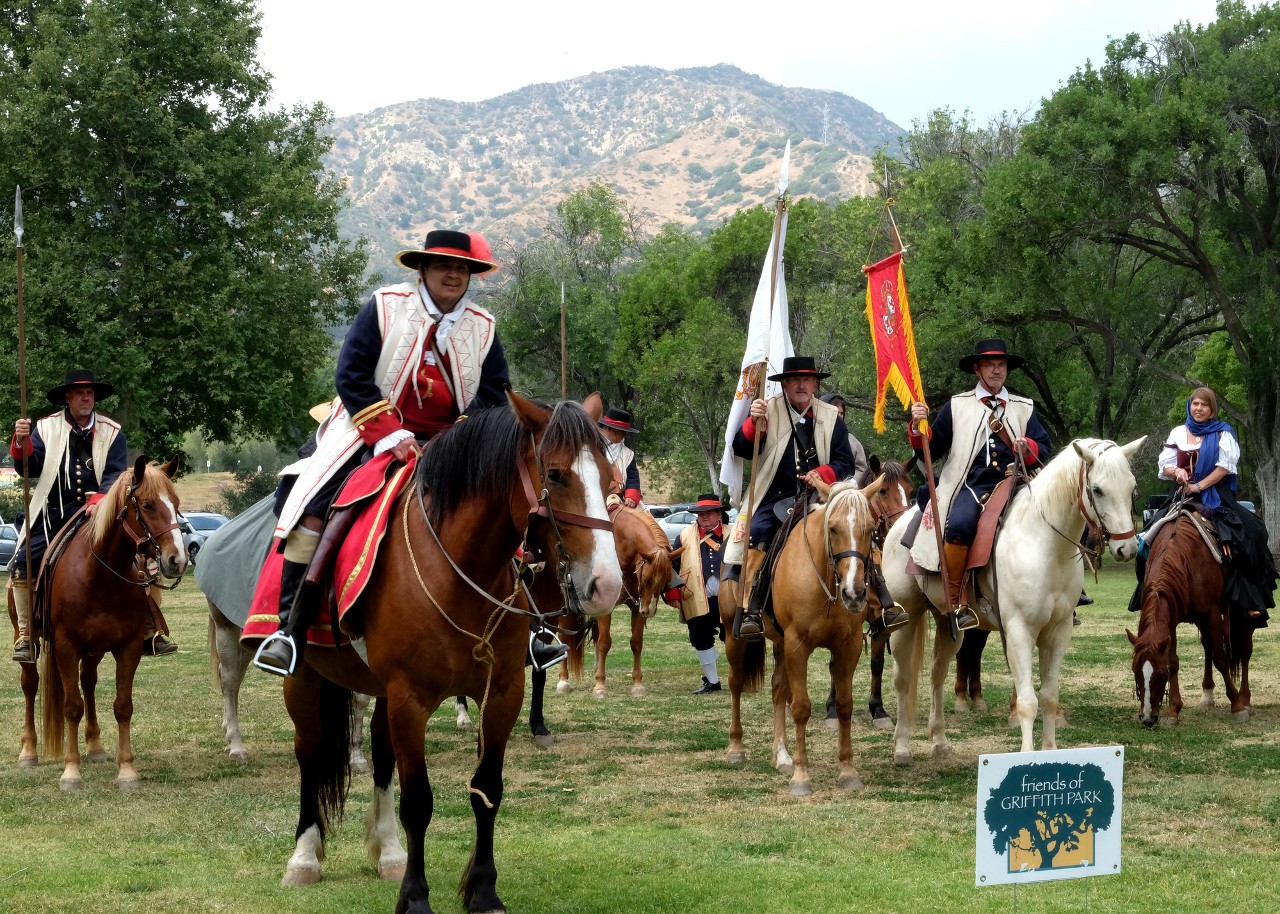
xmin=256 ymin=0 xmax=1223 ymax=128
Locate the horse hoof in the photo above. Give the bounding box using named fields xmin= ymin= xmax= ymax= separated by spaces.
xmin=534 ymin=733 xmax=555 ymax=750
xmin=1007 ymin=715 xmax=1019 ymax=729
xmin=350 ymin=757 xmax=369 ymax=774
xmin=18 ymin=755 xmax=37 ymax=768
xmin=972 ymin=699 xmax=988 ymax=713
xmin=893 ymin=751 xmax=912 ymax=767
xmin=824 ymin=717 xmax=838 ymax=731
xmin=556 ymin=680 xmax=573 ymax=695
xmin=379 ymin=862 xmax=407 ymax=882
xmin=59 ymin=778 xmax=82 ymax=792
xmin=1055 ymin=714 xmax=1069 ymax=729
xmin=838 ymin=775 xmax=863 ymax=791
xmin=872 ymin=716 xmax=893 ymax=731
xmin=281 ymin=865 xmax=321 ymax=887
xmin=118 ymin=777 xmax=140 ymax=791
xmin=1159 ymin=715 xmax=1178 ymax=728
xmin=592 ymin=688 xmax=607 ymax=700
xmin=789 ymin=780 xmax=812 ymax=797
xmin=932 ymin=743 xmax=954 ymax=759
xmin=88 ymin=749 xmax=110 ymax=762
xmin=776 ymin=760 xmax=794 ymax=776
xmin=1232 ymin=709 xmax=1250 ymax=722
xmin=954 ymin=699 xmax=969 ymax=714
xmin=228 ymin=749 xmax=249 ymax=763
xmin=630 ymin=684 xmax=646 ymax=698
xmin=725 ymin=750 xmax=746 ymax=765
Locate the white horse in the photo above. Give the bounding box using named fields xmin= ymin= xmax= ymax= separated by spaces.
xmin=882 ymin=437 xmax=1145 ymax=760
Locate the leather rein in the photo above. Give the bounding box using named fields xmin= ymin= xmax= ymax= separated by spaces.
xmin=91 ymin=482 xmax=185 ymax=590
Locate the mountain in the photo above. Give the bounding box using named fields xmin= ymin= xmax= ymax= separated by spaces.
xmin=324 ymin=64 xmax=906 ymax=271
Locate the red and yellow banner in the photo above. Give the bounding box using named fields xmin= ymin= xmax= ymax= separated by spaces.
xmin=863 ymin=251 xmax=925 ymax=432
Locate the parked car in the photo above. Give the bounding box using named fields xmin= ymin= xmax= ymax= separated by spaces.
xmin=654 ymin=506 xmax=738 ymax=548
xmin=0 ymin=523 xmax=18 ymax=571
xmin=180 ymin=511 xmax=230 ymax=562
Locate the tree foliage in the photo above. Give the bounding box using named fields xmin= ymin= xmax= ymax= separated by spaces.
xmin=0 ymin=0 xmax=368 ymax=458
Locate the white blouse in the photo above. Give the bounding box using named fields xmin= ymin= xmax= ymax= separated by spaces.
xmin=1157 ymin=424 xmax=1240 ymax=477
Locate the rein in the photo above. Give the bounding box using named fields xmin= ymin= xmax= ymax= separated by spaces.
xmin=90 ymin=484 xmax=184 ymax=591
xmin=1032 ymin=442 xmax=1134 ymax=552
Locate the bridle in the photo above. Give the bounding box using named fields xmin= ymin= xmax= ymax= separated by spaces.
xmin=91 ymin=478 xmax=185 ymax=590
xmin=1075 ymin=442 xmax=1137 ymax=544
xmin=808 ymin=490 xmax=873 ymax=606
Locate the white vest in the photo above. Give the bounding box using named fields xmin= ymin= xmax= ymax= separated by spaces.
xmin=22 ymin=412 xmax=123 ymax=540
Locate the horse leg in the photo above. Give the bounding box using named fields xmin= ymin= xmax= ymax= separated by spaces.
xmin=926 ymin=621 xmax=962 ymax=758
xmin=890 ymin=613 xmax=926 ymax=766
xmin=783 ymin=638 xmax=818 ymax=796
xmin=529 ymin=666 xmax=554 ymax=748
xmin=593 ymin=612 xmax=612 ymax=699
xmin=866 ymin=636 xmax=892 ymax=729
xmin=81 ymin=653 xmax=108 ymax=761
xmin=1206 ymin=622 xmax=1248 ymax=721
xmin=1198 ymin=640 xmax=1216 ymax=709
xmin=831 ymin=636 xmax=863 ymax=792
xmin=824 ymin=663 xmax=838 ymax=730
xmin=956 ymin=628 xmax=990 ymax=713
xmin=1003 ymin=620 xmax=1040 ymax=752
xmin=55 ymin=637 xmax=86 ymax=790
xmin=1035 ymin=620 xmax=1073 ymax=751
xmin=628 ymin=605 xmax=646 ymax=697
xmin=281 ymin=667 xmax=335 ymax=887
xmin=363 ymin=697 xmax=408 ymax=882
xmin=210 ymin=604 xmax=252 ymax=762
xmin=721 ymin=578 xmax=751 ymax=764
xmin=459 ymin=683 xmax=522 ymax=914
xmin=555 ymin=661 xmax=572 ymax=694
xmin=771 ymin=639 xmax=794 ymax=778
xmin=350 ymin=691 xmax=371 ymax=773
xmin=112 ymin=647 xmax=142 ymax=789
xmin=455 ymin=697 xmax=473 ymax=730
xmin=19 ymin=659 xmax=39 ymax=766
xmin=1163 ymin=630 xmax=1185 ymax=726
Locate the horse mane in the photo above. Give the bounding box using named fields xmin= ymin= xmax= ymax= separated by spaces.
xmin=874 ymin=459 xmax=910 ymax=490
xmin=416 ymin=400 xmax=603 ymax=526
xmin=89 ymin=463 xmax=177 ymax=549
xmin=629 ymin=505 xmax=668 ymax=549
xmin=825 ymin=480 xmax=872 ymax=543
xmin=1025 ymin=437 xmax=1107 ymax=520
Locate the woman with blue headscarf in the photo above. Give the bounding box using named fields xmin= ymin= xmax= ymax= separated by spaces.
xmin=1142 ymin=386 xmax=1274 ymax=627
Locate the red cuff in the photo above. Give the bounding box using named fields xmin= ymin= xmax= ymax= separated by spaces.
xmin=908 ymin=424 xmax=931 ymax=447
xmin=10 ymin=434 xmax=32 ymax=461
xmin=87 ymin=493 xmax=105 ymax=507
xmin=349 ymin=401 xmax=403 ymax=446
xmin=1022 ymin=438 xmax=1041 ymax=465
xmin=663 ymin=587 xmax=682 ymax=604
xmin=741 ymin=416 xmax=759 ymax=440
xmin=624 ymin=488 xmax=641 ymax=504
xmin=815 ymin=465 xmax=837 ymax=485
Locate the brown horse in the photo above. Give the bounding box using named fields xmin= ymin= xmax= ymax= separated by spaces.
xmin=1127 ymin=513 xmax=1253 ymax=727
xmin=278 ymin=393 xmax=621 ymax=914
xmin=722 ymin=477 xmax=880 ymax=795
xmin=555 ymin=504 xmax=673 ymax=699
xmin=21 ymin=455 xmax=187 ymax=788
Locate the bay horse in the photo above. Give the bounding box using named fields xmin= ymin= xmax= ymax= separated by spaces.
xmin=554 ymin=504 xmax=673 ymax=699
xmin=1127 ymin=512 xmax=1253 ymax=727
xmin=25 ymin=454 xmax=187 ymax=788
xmin=720 ymin=474 xmax=891 ymax=794
xmin=881 ymin=437 xmax=1145 ymax=760
xmin=279 ymin=392 xmax=622 ymax=914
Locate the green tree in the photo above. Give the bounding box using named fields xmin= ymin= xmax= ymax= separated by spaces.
xmin=0 ymin=0 xmax=368 ymax=458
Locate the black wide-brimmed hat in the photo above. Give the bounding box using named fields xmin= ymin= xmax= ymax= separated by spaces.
xmin=394 ymin=229 xmax=499 ymax=275
xmin=690 ymin=493 xmax=730 ymax=521
xmin=46 ymin=369 xmax=115 ymax=405
xmin=767 ymin=355 xmax=830 ymax=382
xmin=599 ymin=407 xmax=637 ymax=434
xmin=958 ymin=338 xmax=1025 ymax=373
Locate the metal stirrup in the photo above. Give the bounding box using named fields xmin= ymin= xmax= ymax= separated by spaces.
xmin=253 ymin=631 xmax=298 ymax=677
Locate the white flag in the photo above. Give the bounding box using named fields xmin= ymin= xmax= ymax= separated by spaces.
xmin=718 ymin=208 xmax=794 ymax=508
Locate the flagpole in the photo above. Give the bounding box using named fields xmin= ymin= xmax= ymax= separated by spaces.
xmin=738 ymin=142 xmax=790 ymax=618
xmin=14 ymin=186 xmax=33 ymax=586
xmin=559 ymin=281 xmax=566 ymax=399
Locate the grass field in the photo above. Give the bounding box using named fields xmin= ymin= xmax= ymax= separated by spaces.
xmin=1 ymin=560 xmax=1277 ymax=914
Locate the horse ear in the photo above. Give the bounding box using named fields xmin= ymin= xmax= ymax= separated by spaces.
xmin=506 ymin=388 xmax=549 ymax=437
xmin=132 ymin=454 xmax=148 ymax=485
xmin=1073 ymin=440 xmax=1098 ymax=465
xmin=812 ymin=477 xmax=832 ymax=501
xmin=1125 ymin=629 xmax=1137 ymax=645
xmin=1120 ymin=436 xmax=1148 ymax=459
xmin=582 ymin=392 xmax=603 ymax=423
xmin=163 ymin=453 xmax=182 ymax=478
xmin=867 ymin=454 xmax=881 ymax=477
xmin=903 ymin=454 xmax=918 ymax=475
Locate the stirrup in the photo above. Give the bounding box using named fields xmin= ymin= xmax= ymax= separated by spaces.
xmin=871 ymin=603 xmax=909 ymax=637
xmin=734 ymin=610 xmax=765 ymax=640
xmin=253 ymin=631 xmax=299 ymax=677
xmin=528 ymin=631 xmax=567 ymax=672
xmin=954 ymin=606 xmax=980 ymax=632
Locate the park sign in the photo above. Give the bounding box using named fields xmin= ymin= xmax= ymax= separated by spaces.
xmin=975 ymin=746 xmax=1124 ymax=886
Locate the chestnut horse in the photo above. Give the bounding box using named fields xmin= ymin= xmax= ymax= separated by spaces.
xmin=1127 ymin=512 xmax=1253 ymax=727
xmin=555 ymin=505 xmax=673 ymax=699
xmin=22 ymin=455 xmax=187 ymax=788
xmin=278 ymin=393 xmax=622 ymax=914
xmin=721 ymin=474 xmax=890 ymax=794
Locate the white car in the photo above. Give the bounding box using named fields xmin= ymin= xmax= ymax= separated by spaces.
xmin=179 ymin=511 xmax=230 ymax=562
xmin=653 ymin=506 xmax=738 ymax=548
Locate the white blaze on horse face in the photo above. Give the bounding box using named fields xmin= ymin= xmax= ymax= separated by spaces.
xmin=1140 ymin=658 xmax=1156 ymax=722
xmin=834 ymin=491 xmax=867 ymax=609
xmin=160 ymin=494 xmax=189 ymax=574
xmin=571 ymin=447 xmax=623 ymax=615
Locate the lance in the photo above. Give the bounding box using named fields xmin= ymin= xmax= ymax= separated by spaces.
xmin=14 ymin=186 xmax=33 ymax=586
xmin=738 ymin=141 xmax=790 ymax=617
xmin=559 ymin=281 xmax=567 ymax=400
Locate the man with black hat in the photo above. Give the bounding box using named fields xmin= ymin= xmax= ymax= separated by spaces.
xmin=598 ymin=407 xmax=643 ymax=508
xmin=664 ymin=494 xmax=729 ymax=693
xmin=730 ymin=356 xmax=856 ymax=638
xmin=908 ymin=339 xmax=1053 ymax=636
xmin=8 ymin=370 xmax=175 ymax=661
xmin=247 ymin=230 xmax=570 ymax=676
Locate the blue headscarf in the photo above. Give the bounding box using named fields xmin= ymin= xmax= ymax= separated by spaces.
xmin=1185 ymin=398 xmax=1237 ymax=509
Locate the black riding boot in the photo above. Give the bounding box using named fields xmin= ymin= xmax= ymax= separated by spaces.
xmin=528 ymin=620 xmax=568 ymax=671
xmin=254 ymin=559 xmax=311 ymax=677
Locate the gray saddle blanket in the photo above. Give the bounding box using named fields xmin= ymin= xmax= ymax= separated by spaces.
xmin=193 ymin=496 xmax=278 ymax=628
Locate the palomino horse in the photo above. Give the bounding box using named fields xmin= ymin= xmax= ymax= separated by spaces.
xmin=720 ymin=474 xmax=891 ymax=794
xmin=278 ymin=393 xmax=621 ymax=914
xmin=1128 ymin=512 xmax=1253 ymax=727
xmin=555 ymin=504 xmax=673 ymax=699
xmin=21 ymin=455 xmax=187 ymax=788
xmin=882 ymin=438 xmax=1144 ymax=760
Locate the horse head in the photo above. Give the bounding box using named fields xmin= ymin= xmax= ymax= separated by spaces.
xmin=510 ymin=391 xmax=623 ymax=618
xmin=822 ymin=480 xmax=876 ymax=612
xmin=1072 ymin=437 xmax=1146 ymax=562
xmin=861 ymin=458 xmax=914 ymax=530
xmin=92 ymin=453 xmax=188 ymax=580
xmin=1127 ymin=620 xmax=1174 ymax=728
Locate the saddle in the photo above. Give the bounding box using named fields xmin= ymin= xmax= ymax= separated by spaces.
xmin=748 ymin=490 xmax=818 ymax=623
xmin=30 ymin=509 xmax=91 ymax=637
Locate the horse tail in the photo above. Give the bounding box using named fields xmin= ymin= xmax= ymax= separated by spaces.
xmin=742 ymin=637 xmax=766 ymax=692
xmin=315 ymin=676 xmax=355 ymax=827
xmin=40 ymin=638 xmax=65 ymax=757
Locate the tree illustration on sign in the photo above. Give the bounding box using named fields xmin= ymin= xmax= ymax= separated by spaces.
xmin=984 ymin=762 xmax=1115 ymax=870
